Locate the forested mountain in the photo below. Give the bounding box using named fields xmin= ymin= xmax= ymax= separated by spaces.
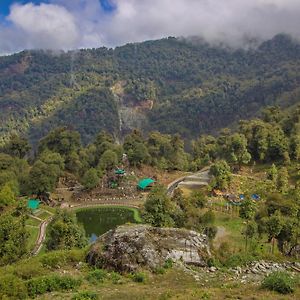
xmin=1 ymin=34 xmax=300 ymax=145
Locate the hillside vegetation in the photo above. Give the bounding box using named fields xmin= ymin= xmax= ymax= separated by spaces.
xmin=1 ymin=34 xmax=300 ymax=144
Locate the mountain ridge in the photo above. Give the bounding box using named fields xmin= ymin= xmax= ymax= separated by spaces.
xmin=1 ymin=34 xmax=300 ymax=145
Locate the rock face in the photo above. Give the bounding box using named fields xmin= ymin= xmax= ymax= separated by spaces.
xmin=289 ymin=245 xmax=300 ymax=259
xmin=86 ymin=224 xmax=210 ymax=272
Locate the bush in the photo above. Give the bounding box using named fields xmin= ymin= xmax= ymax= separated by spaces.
xmin=86 ymin=269 xmax=108 ymax=284
xmin=26 ymin=275 xmax=81 ymax=298
xmin=153 ymin=267 xmax=166 ymax=275
xmin=163 ymin=259 xmax=174 ymax=269
xmin=72 ymin=291 xmax=99 ymax=300
xmin=132 ymin=272 xmax=147 ymax=283
xmin=262 ymin=271 xmax=295 ymax=294
xmin=13 ymin=260 xmax=46 ymax=280
xmin=223 ymin=253 xmax=256 ymax=268
xmin=207 ymin=257 xmax=222 ymax=268
xmin=40 ymin=249 xmax=84 ymax=268
xmin=109 ymin=272 xmax=123 ymax=284
xmin=40 ymin=251 xmax=67 ymax=268
xmin=0 ymin=274 xmax=28 ymax=299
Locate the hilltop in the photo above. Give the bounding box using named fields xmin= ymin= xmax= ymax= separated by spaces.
xmin=1 ymin=34 xmax=300 ymax=145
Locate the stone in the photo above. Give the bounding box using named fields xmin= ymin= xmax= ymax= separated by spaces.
xmin=86 ymin=224 xmax=210 ymax=272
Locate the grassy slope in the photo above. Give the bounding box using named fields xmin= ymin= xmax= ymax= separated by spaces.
xmin=0 ymin=249 xmax=298 ymax=300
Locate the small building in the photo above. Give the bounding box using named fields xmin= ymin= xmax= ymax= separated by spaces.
xmin=251 ymin=194 xmax=260 ymax=201
xmin=115 ymin=169 xmax=126 ymax=175
xmin=27 ymin=199 xmax=40 ymax=211
xmin=137 ymin=178 xmax=155 ymax=190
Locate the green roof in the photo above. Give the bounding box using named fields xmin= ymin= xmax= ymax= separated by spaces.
xmin=138 ymin=178 xmax=155 ymax=190
xmin=115 ymin=169 xmax=125 ymax=175
xmin=27 ymin=199 xmax=40 ymax=210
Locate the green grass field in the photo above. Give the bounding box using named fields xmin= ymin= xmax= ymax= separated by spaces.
xmin=26 ymin=225 xmax=39 ymax=252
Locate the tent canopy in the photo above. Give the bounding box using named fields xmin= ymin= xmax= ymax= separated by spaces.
xmin=27 ymin=199 xmax=40 ymax=210
xmin=138 ymin=178 xmax=155 ymax=190
xmin=115 ymin=169 xmax=126 ymax=175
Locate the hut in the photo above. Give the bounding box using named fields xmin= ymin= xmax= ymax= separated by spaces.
xmin=137 ymin=178 xmax=155 ymax=190
xmin=27 ymin=199 xmax=40 ymax=211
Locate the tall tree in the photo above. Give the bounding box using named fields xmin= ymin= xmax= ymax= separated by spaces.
xmin=239 ymin=199 xmax=257 ymax=251
xmin=3 ymin=135 xmax=31 ymax=159
xmin=143 ymin=185 xmax=175 ymax=227
xmin=209 ymin=160 xmax=232 ymax=190
xmin=47 ymin=210 xmax=87 ymax=250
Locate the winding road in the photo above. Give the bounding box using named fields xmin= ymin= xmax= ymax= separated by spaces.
xmin=167 ymin=166 xmax=211 ymax=195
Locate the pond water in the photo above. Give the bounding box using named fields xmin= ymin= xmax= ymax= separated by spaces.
xmin=76 ymin=206 xmax=139 ymax=242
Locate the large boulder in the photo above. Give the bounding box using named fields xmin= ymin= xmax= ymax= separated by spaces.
xmin=86 ymin=224 xmax=210 ymax=272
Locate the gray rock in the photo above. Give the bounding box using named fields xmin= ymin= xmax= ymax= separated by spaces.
xmin=86 ymin=224 xmax=210 ymax=272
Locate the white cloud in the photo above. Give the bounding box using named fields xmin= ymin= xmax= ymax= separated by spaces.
xmin=8 ymin=3 xmax=79 ymax=50
xmin=1 ymin=0 xmax=300 ymax=54
xmin=102 ymin=0 xmax=300 ymax=47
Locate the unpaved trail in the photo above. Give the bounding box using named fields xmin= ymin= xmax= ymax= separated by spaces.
xmin=167 ymin=167 xmax=211 ymax=196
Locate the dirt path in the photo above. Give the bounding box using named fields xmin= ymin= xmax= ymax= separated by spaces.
xmin=167 ymin=166 xmax=210 ymax=195
xmin=31 ymin=216 xmax=53 ymax=256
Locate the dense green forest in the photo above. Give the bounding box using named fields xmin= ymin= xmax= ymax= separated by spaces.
xmin=2 ymin=103 xmax=300 ymax=298
xmin=1 ymin=34 xmax=300 ymax=145
xmin=2 ymin=104 xmax=300 ymax=262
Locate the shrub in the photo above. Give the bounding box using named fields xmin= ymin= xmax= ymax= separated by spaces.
xmin=206 ymin=257 xmax=221 ymax=268
xmin=13 ymin=260 xmax=46 ymax=280
xmin=0 ymin=274 xmax=28 ymax=299
xmin=40 ymin=251 xmax=67 ymax=268
xmin=72 ymin=291 xmax=99 ymax=300
xmin=132 ymin=272 xmax=147 ymax=283
xmin=40 ymin=249 xmax=84 ymax=268
xmin=86 ymin=269 xmax=108 ymax=284
xmin=109 ymin=272 xmax=123 ymax=284
xmin=262 ymin=271 xmax=295 ymax=294
xmin=26 ymin=275 xmax=81 ymax=298
xmin=163 ymin=259 xmax=174 ymax=269
xmin=223 ymin=253 xmax=256 ymax=268
xmin=153 ymin=267 xmax=166 ymax=275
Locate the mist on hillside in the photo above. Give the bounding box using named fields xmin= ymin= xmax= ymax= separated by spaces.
xmin=1 ymin=0 xmax=300 ymax=54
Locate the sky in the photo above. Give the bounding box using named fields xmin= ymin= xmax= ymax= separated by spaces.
xmin=0 ymin=0 xmax=300 ymax=54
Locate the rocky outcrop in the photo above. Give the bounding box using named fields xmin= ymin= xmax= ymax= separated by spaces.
xmin=289 ymin=244 xmax=300 ymax=259
xmin=86 ymin=224 xmax=210 ymax=272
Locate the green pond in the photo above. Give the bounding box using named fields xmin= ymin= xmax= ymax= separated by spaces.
xmin=76 ymin=206 xmax=140 ymax=242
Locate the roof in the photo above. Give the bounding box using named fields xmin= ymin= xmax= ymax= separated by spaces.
xmin=137 ymin=178 xmax=155 ymax=190
xmin=27 ymin=199 xmax=40 ymax=210
xmin=115 ymin=169 xmax=125 ymax=175
xmin=251 ymin=194 xmax=260 ymax=200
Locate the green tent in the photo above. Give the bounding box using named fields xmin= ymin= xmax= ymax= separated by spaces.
xmin=137 ymin=178 xmax=155 ymax=190
xmin=27 ymin=199 xmax=40 ymax=210
xmin=115 ymin=169 xmax=126 ymax=175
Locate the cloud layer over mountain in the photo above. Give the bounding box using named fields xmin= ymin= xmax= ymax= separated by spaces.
xmin=1 ymin=0 xmax=300 ymax=54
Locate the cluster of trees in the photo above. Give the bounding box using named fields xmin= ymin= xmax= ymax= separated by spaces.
xmin=0 ymin=206 xmax=28 ymax=266
xmin=143 ymin=186 xmax=217 ymax=240
xmin=2 ymin=104 xmax=300 ymax=200
xmin=0 ymin=126 xmax=191 ymax=199
xmin=46 ymin=210 xmax=87 ymax=251
xmin=192 ymin=105 xmax=300 ymax=170
xmin=239 ymin=188 xmax=300 ymax=256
